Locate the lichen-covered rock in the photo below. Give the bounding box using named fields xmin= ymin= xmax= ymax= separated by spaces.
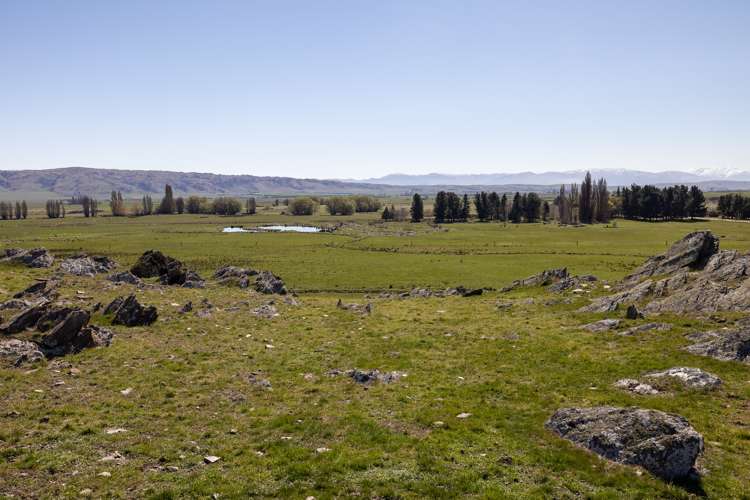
xmin=0 ymin=339 xmax=44 ymax=366
xmin=345 ymin=369 xmax=405 ymax=385
xmin=546 ymin=406 xmax=703 ymax=480
xmin=646 ymin=367 xmax=722 ymax=389
xmin=2 ymin=247 xmax=54 ymax=268
xmin=106 ymin=295 xmax=158 ymax=327
xmin=252 ymin=304 xmax=278 ymax=319
xmin=613 ymin=378 xmax=658 ymax=395
xmin=0 ymin=299 xmax=30 ymax=311
xmin=255 ymin=271 xmax=287 ymax=295
xmin=336 ymin=299 xmax=373 ymax=315
xmin=618 ymin=322 xmax=671 ymax=336
xmin=548 ymin=275 xmax=598 ymax=293
xmin=60 ymin=255 xmax=117 ymax=276
xmin=579 ymin=280 xmax=654 ymax=313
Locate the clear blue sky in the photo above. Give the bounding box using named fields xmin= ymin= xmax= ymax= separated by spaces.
xmin=1 ymin=0 xmax=748 ymax=178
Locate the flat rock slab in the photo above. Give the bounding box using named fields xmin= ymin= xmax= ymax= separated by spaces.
xmin=614 ymin=378 xmax=658 ymax=395
xmin=582 ymin=319 xmax=621 ymax=332
xmin=619 ymin=322 xmax=671 ymax=336
xmin=546 ymin=406 xmax=703 ymax=480
xmin=646 ymin=367 xmax=722 ymax=389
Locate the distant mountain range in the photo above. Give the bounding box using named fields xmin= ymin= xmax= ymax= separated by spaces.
xmin=356 ymin=168 xmax=750 ymax=186
xmin=2 ymin=167 xmax=750 ymax=201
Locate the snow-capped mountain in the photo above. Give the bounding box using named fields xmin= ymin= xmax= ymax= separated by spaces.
xmin=356 ymin=168 xmax=750 ymax=186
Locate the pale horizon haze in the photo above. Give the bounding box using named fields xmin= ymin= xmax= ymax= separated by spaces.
xmin=1 ymin=0 xmax=748 ymax=179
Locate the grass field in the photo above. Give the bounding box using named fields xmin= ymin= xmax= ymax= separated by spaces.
xmin=2 ymin=213 xmax=750 ymax=498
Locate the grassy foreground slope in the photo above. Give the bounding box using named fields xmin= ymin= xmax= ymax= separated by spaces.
xmin=1 ymin=214 xmax=750 ymax=498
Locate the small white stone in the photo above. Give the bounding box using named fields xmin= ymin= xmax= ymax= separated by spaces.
xmin=456 ymin=412 xmax=472 ymax=419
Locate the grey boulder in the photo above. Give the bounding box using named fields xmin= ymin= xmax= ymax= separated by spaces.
xmin=546 ymin=406 xmax=703 ymax=480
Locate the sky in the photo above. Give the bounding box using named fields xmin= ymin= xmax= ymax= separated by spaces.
xmin=1 ymin=0 xmax=748 ymax=179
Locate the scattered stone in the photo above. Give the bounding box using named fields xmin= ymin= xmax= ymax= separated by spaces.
xmin=625 ymin=305 xmax=643 ymax=320
xmin=79 ymin=488 xmax=93 ymax=497
xmin=252 ymin=304 xmax=279 ymax=319
xmin=120 ymin=387 xmax=133 ymax=396
xmin=283 ymin=296 xmax=300 ymax=306
xmin=107 ymin=295 xmax=158 ymax=327
xmin=255 ymin=271 xmax=287 ymax=295
xmin=613 ymin=378 xmax=658 ymax=395
xmin=315 ymin=447 xmax=330 ymax=453
xmin=336 ymin=299 xmax=373 ymax=315
xmin=131 ymin=250 xmax=204 ymax=288
xmin=646 ymin=367 xmax=722 ymax=389
xmin=179 ymin=301 xmax=193 ymax=313
xmin=0 ymin=298 xmax=30 ymax=310
xmin=98 ymin=471 xmax=111 ymax=478
xmin=0 ymin=339 xmax=45 ymax=366
xmin=100 ymin=451 xmax=125 ymax=463
xmin=546 ymin=406 xmax=703 ymax=480
xmin=456 ymin=413 xmax=472 ymax=419
xmin=60 ymin=254 xmax=117 ymax=276
xmin=342 ymin=369 xmax=405 ymax=385
xmin=684 ymin=326 xmax=750 ymax=363
xmin=203 ymin=455 xmax=221 ymax=464
xmin=581 ymin=319 xmax=621 ymax=332
xmin=38 ymin=309 xmax=96 ymax=356
xmin=2 ymin=247 xmax=54 ymax=268
xmin=247 ymin=372 xmax=272 ymax=390
xmin=107 ymin=271 xmax=143 ymax=285
xmin=619 ymin=322 xmax=671 ymax=336
xmin=105 ymin=428 xmax=127 ymax=434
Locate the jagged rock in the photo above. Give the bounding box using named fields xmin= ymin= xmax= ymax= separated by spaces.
xmin=13 ymin=281 xmax=47 ymax=299
xmin=255 ymin=271 xmax=287 ymax=295
xmin=2 ymin=247 xmax=54 ymax=268
xmin=38 ymin=309 xmax=91 ymax=356
xmin=684 ymin=327 xmax=750 ymax=363
xmin=336 ymin=299 xmax=373 ymax=315
xmin=582 ymin=319 xmax=621 ymax=332
xmin=623 ymin=231 xmax=718 ymax=284
xmin=0 ymin=299 xmax=29 ymax=311
xmin=382 ymin=287 xmax=484 ymax=299
xmin=546 ymin=406 xmax=703 ymax=480
xmin=60 ymin=255 xmax=116 ymax=276
xmin=252 ymin=304 xmax=278 ymax=319
xmin=0 ymin=339 xmax=44 ymax=366
xmin=345 ymin=369 xmax=405 ymax=385
xmin=0 ymin=301 xmax=50 ymax=335
xmin=613 ymin=378 xmax=659 ymax=395
xmin=625 ymin=305 xmax=643 ymax=320
xmin=130 ymin=250 xmax=175 ymax=278
xmin=214 ymin=266 xmax=258 ymax=288
xmin=579 ymin=280 xmax=654 ymax=313
xmin=103 ymin=297 xmax=124 ymax=315
xmin=246 ymin=372 xmax=272 ymax=390
xmin=107 ymin=295 xmax=158 ymax=327
xmin=455 ymin=286 xmax=483 ymax=297
xmin=619 ymin=322 xmax=671 ymax=336
xmin=646 ymin=367 xmax=722 ymax=389
xmin=502 ymin=268 xmax=568 ymax=291
xmin=107 ymin=271 xmax=142 ymax=285
xmin=35 ymin=306 xmax=74 ymax=332
xmin=179 ymin=301 xmax=193 ymax=313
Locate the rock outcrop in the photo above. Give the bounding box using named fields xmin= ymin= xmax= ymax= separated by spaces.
xmin=0 ymin=301 xmax=51 ymax=335
xmin=255 ymin=271 xmax=287 ymax=295
xmin=107 ymin=271 xmax=143 ymax=285
xmin=502 ymin=268 xmax=568 ymax=291
xmin=60 ymin=254 xmax=116 ymax=276
xmin=106 ymin=295 xmax=158 ymax=326
xmin=684 ymin=327 xmax=750 ymax=363
xmin=581 ymin=319 xmax=621 ymax=332
xmin=130 ymin=250 xmax=204 ymax=288
xmin=546 ymin=406 xmax=703 ymax=480
xmin=336 ymin=299 xmax=373 ymax=315
xmin=613 ymin=378 xmax=658 ymax=395
xmin=580 ymin=231 xmax=750 ymax=314
xmin=214 ymin=266 xmax=258 ymax=288
xmin=2 ymin=248 xmax=54 ymax=268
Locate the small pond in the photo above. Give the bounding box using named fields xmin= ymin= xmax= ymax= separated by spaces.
xmin=223 ymin=225 xmax=322 ymax=233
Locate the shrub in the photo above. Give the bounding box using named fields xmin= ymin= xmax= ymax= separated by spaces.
xmin=212 ymin=197 xmax=242 ymax=215
xmin=289 ymin=197 xmax=316 ymax=216
xmin=325 ymin=196 xmax=355 ymax=216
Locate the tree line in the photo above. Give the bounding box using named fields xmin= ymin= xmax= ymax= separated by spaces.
xmin=617 ymin=184 xmax=706 ymax=220
xmin=0 ymin=201 xmax=28 ymax=220
xmin=716 ymin=194 xmax=750 ymax=220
